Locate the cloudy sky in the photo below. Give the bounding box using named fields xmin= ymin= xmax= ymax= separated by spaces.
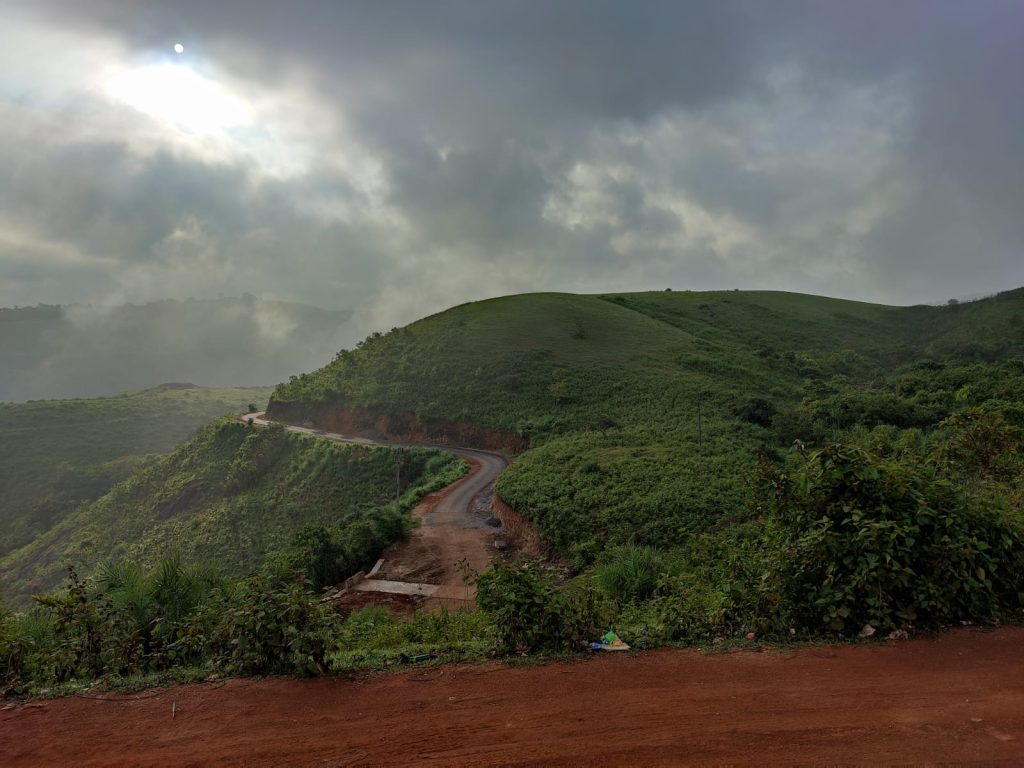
xmin=1 ymin=1 xmax=1022 ymax=336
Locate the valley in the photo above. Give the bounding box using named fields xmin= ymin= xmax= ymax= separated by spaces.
xmin=4 ymin=6 xmax=1022 ymax=762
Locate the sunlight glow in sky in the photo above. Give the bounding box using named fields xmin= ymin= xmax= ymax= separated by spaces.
xmin=105 ymin=62 xmax=252 ymax=136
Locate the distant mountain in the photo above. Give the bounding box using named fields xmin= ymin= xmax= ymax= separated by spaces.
xmin=0 ymin=384 xmax=272 ymax=564
xmin=0 ymin=296 xmax=353 ymax=402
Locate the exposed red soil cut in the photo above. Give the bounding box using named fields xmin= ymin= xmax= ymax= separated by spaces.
xmin=4 ymin=627 xmax=1023 ymax=766
xmin=266 ymin=402 xmax=529 ymax=454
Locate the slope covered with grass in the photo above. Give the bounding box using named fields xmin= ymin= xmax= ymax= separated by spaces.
xmin=0 ymin=384 xmax=272 ymax=559
xmin=0 ymin=419 xmax=465 ymax=606
xmin=270 ymin=288 xmax=1024 ymax=565
xmin=270 ymin=291 xmax=795 ymax=439
xmin=271 ymin=288 xmax=1024 ymax=435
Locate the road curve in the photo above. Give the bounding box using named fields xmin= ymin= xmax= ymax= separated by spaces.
xmin=241 ymin=412 xmax=509 ymax=604
xmin=241 ymin=411 xmax=508 ymax=508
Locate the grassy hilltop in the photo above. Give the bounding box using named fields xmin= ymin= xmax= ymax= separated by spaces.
xmin=270 ymin=288 xmax=1024 ymax=563
xmin=270 ymin=289 xmax=1024 ymax=437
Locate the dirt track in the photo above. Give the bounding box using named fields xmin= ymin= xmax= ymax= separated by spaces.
xmin=3 ymin=627 xmax=1022 ymax=766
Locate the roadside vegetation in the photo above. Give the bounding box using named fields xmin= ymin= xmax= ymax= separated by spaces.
xmin=0 ymin=418 xmax=465 ymax=606
xmin=3 ymin=404 xmax=1019 ymax=697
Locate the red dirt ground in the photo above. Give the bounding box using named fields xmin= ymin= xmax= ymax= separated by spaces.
xmin=3 ymin=627 xmax=1022 ymax=766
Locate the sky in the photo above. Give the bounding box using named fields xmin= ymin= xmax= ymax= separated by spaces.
xmin=1 ymin=0 xmax=1022 ymax=340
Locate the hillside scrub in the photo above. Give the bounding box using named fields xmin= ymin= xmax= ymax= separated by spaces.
xmin=0 ymin=385 xmax=273 ymax=559
xmin=0 ymin=560 xmax=492 ymax=694
xmin=269 ymin=290 xmax=1024 ymax=569
xmin=761 ymin=443 xmax=1024 ymax=634
xmin=262 ymin=288 xmax=1024 ymax=651
xmin=2 ymin=413 xmax=1021 ymax=696
xmin=0 ymin=419 xmax=466 ymax=605
xmin=269 ymin=290 xmax=1024 ymax=444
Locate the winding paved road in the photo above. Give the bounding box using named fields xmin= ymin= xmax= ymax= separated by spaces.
xmin=242 ymin=412 xmax=508 ymax=605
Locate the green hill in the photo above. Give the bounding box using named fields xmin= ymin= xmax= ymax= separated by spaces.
xmin=270 ymin=289 xmax=1024 ymax=436
xmin=269 ymin=288 xmax=1024 ymax=564
xmin=0 ymin=418 xmax=464 ymax=605
xmin=0 ymin=384 xmax=272 ymax=560
xmin=1 ymin=288 xmax=1021 ymax=689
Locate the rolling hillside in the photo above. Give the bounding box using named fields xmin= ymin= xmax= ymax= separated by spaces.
xmin=0 ymin=384 xmax=272 ymax=560
xmin=270 ymin=288 xmax=1024 ymax=563
xmin=0 ymin=418 xmax=464 ymax=605
xmin=269 ymin=289 xmax=1024 ymax=437
xmin=1 ymin=288 xmax=1021 ymax=692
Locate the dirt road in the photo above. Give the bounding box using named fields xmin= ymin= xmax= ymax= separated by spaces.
xmin=243 ymin=413 xmax=508 ymax=606
xmin=4 ymin=627 xmax=1022 ymax=766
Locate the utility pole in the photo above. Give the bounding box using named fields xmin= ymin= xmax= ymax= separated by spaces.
xmin=697 ymin=395 xmax=703 ymax=455
xmin=394 ymin=449 xmax=402 ymax=514
xmin=697 ymin=393 xmax=706 ymax=480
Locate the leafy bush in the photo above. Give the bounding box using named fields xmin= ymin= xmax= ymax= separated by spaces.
xmin=209 ymin=570 xmax=341 ymax=676
xmin=0 ymin=608 xmax=52 ymax=693
xmin=613 ymin=522 xmax=791 ymax=646
xmin=475 ymin=560 xmax=596 ymax=653
xmin=31 ymin=567 xmax=107 ymax=682
xmin=91 ymin=555 xmax=222 ymax=674
xmin=933 ymin=408 xmax=1023 ymax=481
xmin=761 ymin=444 xmax=1024 ymax=634
xmin=734 ymin=398 xmax=778 ymax=428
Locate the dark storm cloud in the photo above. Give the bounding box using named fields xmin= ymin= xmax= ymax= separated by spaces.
xmin=1 ymin=0 xmax=1022 ymax=335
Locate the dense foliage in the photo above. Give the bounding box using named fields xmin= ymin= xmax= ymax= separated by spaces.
xmin=764 ymin=441 xmax=1023 ymax=633
xmin=271 ymin=289 xmax=1024 ymax=567
xmin=0 ymin=559 xmax=494 ymax=695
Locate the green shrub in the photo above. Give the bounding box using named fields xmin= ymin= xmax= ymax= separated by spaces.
xmin=31 ymin=567 xmax=107 ymax=682
xmin=762 ymin=444 xmax=1024 ymax=634
xmin=475 ymin=560 xmax=588 ymax=653
xmin=210 ymin=570 xmax=340 ymax=676
xmin=340 ymin=520 xmax=386 ymax=573
xmin=612 ymin=522 xmax=791 ymax=646
xmin=933 ymin=408 xmax=1023 ymax=482
xmin=91 ymin=555 xmax=222 ymax=674
xmin=0 ymin=608 xmax=52 ymax=693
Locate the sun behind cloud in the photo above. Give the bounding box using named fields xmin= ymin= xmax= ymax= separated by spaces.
xmin=105 ymin=61 xmax=251 ymax=136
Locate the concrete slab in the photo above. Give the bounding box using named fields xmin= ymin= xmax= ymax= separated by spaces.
xmin=354 ymin=579 xmax=439 ymax=597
